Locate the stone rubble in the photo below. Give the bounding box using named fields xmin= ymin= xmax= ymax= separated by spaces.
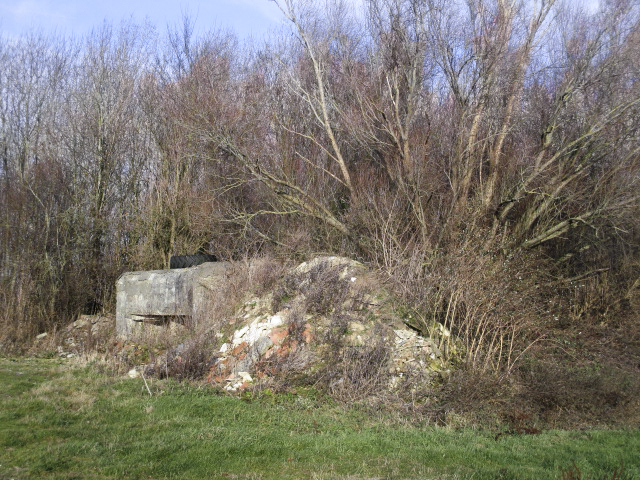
xmin=391 ymin=329 xmax=441 ymax=372
xmin=204 ymin=257 xmax=450 ymax=392
xmin=212 ymin=308 xmax=308 ymax=391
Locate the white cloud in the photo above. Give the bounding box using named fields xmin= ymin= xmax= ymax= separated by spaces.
xmin=235 ymin=0 xmax=284 ymax=24
xmin=4 ymin=0 xmax=62 ymax=19
xmin=0 ymin=0 xmax=69 ymax=32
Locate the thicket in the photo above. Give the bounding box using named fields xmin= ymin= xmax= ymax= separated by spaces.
xmin=1 ymin=0 xmax=639 ymax=410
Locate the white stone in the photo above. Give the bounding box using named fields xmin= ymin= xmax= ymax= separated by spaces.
xmin=235 ymin=325 xmax=249 ymax=339
xmin=238 ymin=371 xmax=253 ymax=382
xmin=229 ymin=315 xmax=285 ymax=350
xmin=232 ymin=325 xmax=250 ymax=345
xmin=394 ymin=329 xmax=415 ymax=340
xmin=74 ymin=317 xmax=89 ymax=329
xmin=36 ymin=332 xmax=48 ymax=340
xmin=219 ymin=343 xmax=229 ymax=353
xmin=128 ymin=368 xmax=140 ymax=378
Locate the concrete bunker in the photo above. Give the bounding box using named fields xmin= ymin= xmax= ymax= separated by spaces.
xmin=116 ymin=262 xmax=230 ymax=338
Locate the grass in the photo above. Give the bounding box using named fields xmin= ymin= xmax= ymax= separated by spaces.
xmin=0 ymin=358 xmax=638 ymax=479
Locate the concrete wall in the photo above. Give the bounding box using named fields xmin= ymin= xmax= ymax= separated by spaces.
xmin=116 ymin=262 xmax=230 ymax=338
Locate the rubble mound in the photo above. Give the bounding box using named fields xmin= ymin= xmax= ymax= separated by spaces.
xmin=30 ymin=314 xmax=114 ymax=358
xmin=198 ymin=256 xmax=449 ymax=394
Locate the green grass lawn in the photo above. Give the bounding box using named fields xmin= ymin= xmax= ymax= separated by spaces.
xmin=0 ymin=358 xmax=637 ymax=479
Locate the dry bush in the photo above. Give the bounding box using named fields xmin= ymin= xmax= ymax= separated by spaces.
xmin=310 ymin=320 xmax=393 ymax=403
xmin=271 ymin=259 xmax=352 ymax=314
xmin=243 ymin=255 xmax=292 ymax=297
xmin=424 ymin=355 xmax=521 ymax=424
xmin=192 ymin=255 xmax=290 ymax=329
xmin=386 ymin=232 xmax=554 ymax=377
xmin=254 ymin=347 xmax=315 ymax=393
xmin=514 ymin=358 xmax=640 ymax=428
xmin=301 ymin=264 xmax=353 ymax=315
xmin=153 ymin=333 xmax=219 ymax=381
xmin=325 ymin=340 xmax=392 ymax=403
xmin=119 ymin=319 xmax=219 ymax=380
xmin=430 ymin=349 xmax=640 ymax=429
xmin=114 ymin=323 xmax=183 ymax=373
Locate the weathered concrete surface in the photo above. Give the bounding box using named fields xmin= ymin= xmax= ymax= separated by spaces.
xmin=116 ymin=262 xmax=230 ymax=338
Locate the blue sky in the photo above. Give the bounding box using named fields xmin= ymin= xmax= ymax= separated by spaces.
xmin=0 ymin=0 xmax=286 ymax=40
xmin=1 ymin=0 xmax=602 ymax=42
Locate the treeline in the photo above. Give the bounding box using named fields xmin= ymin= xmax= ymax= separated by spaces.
xmin=1 ymin=0 xmax=639 ymax=363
